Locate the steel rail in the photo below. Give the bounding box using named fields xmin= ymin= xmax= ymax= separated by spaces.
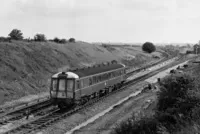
xmin=2 ymin=56 xmax=190 ymax=134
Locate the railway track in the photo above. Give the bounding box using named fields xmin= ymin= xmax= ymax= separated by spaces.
xmin=0 ymin=98 xmax=54 ymax=126
xmin=2 ymin=55 xmax=190 ymax=134
xmin=0 ymin=56 xmax=172 ymax=126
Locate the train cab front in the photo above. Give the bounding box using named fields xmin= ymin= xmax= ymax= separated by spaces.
xmin=50 ymin=72 xmax=75 ymax=109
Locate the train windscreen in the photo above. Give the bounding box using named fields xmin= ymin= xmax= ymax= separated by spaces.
xmin=58 ymin=79 xmax=65 ymax=91
xmin=52 ymin=79 xmax=57 ymax=91
xmin=67 ymin=80 xmax=74 ymax=92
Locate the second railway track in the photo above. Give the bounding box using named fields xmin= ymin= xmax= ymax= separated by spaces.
xmin=2 ymin=56 xmax=191 ymax=134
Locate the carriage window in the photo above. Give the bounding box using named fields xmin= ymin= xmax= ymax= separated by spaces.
xmin=111 ymin=72 xmax=113 ymax=78
xmin=58 ymin=79 xmax=65 ymax=91
xmin=77 ymin=80 xmax=80 ymax=89
xmin=113 ymin=72 xmax=116 ymax=77
xmin=108 ymin=73 xmax=111 ymax=79
xmin=86 ymin=78 xmax=89 ymax=86
xmin=105 ymin=73 xmax=108 ymax=80
xmin=89 ymin=78 xmax=92 ymax=85
xmin=84 ymin=78 xmax=88 ymax=87
xmin=102 ymin=74 xmax=105 ymax=81
xmin=98 ymin=75 xmax=101 ymax=82
xmin=80 ymin=80 xmax=84 ymax=88
xmin=96 ymin=76 xmax=99 ymax=82
xmin=67 ymin=80 xmax=74 ymax=92
xmin=52 ymin=79 xmax=57 ymax=91
xmin=92 ymin=76 xmax=95 ymax=84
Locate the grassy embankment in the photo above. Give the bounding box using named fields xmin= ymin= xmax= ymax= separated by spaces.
xmin=0 ymin=40 xmax=163 ymax=104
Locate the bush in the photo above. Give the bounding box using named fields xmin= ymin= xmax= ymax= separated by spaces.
xmin=142 ymin=42 xmax=156 ymax=53
xmin=111 ymin=60 xmax=118 ymax=64
xmin=156 ymin=73 xmax=196 ymax=113
xmin=34 ymin=34 xmax=46 ymax=41
xmin=186 ymin=50 xmax=193 ymax=54
xmin=113 ymin=115 xmax=160 ymax=134
xmin=8 ymin=29 xmax=23 ymax=40
xmin=0 ymin=37 xmax=11 ymax=42
xmin=69 ymin=38 xmax=75 ymax=43
xmin=53 ymin=37 xmax=67 ymax=44
xmin=53 ymin=37 xmax=60 ymax=43
xmin=24 ymin=37 xmax=32 ymax=42
xmin=60 ymin=39 xmax=67 ymax=44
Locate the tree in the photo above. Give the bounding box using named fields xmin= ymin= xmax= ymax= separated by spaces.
xmin=53 ymin=37 xmax=67 ymax=44
xmin=111 ymin=60 xmax=118 ymax=64
xmin=60 ymin=39 xmax=67 ymax=44
xmin=34 ymin=34 xmax=46 ymax=41
xmin=53 ymin=37 xmax=60 ymax=43
xmin=69 ymin=38 xmax=75 ymax=43
xmin=142 ymin=42 xmax=156 ymax=53
xmin=8 ymin=29 xmax=23 ymax=40
xmin=0 ymin=37 xmax=10 ymax=42
xmin=156 ymin=73 xmax=199 ymax=116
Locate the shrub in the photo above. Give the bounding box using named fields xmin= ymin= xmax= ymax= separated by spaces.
xmin=53 ymin=37 xmax=60 ymax=43
xmin=156 ymin=73 xmax=195 ymax=113
xmin=69 ymin=38 xmax=75 ymax=43
xmin=142 ymin=42 xmax=156 ymax=53
xmin=111 ymin=60 xmax=118 ymax=64
xmin=113 ymin=115 xmax=160 ymax=134
xmin=60 ymin=39 xmax=67 ymax=44
xmin=34 ymin=34 xmax=46 ymax=41
xmin=186 ymin=50 xmax=193 ymax=54
xmin=0 ymin=37 xmax=11 ymax=42
xmin=53 ymin=37 xmax=67 ymax=44
xmin=8 ymin=29 xmax=23 ymax=40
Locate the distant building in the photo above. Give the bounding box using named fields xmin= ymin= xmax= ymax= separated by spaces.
xmin=193 ymin=44 xmax=200 ymax=54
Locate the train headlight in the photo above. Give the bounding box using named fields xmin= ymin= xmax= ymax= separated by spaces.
xmin=57 ymin=92 xmax=66 ymax=98
xmin=51 ymin=91 xmax=56 ymax=97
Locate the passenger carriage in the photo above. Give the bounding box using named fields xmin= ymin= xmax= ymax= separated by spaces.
xmin=50 ymin=62 xmax=126 ymax=108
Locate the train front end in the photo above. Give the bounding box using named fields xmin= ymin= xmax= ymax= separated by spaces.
xmin=50 ymin=72 xmax=78 ymax=108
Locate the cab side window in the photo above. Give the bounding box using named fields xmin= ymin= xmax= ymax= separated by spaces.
xmin=77 ymin=80 xmax=80 ymax=89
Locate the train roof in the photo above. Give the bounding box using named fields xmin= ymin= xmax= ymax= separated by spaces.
xmin=70 ymin=63 xmax=125 ymax=78
xmin=52 ymin=72 xmax=79 ymax=79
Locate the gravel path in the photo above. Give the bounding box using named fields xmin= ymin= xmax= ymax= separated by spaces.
xmin=73 ymin=91 xmax=156 ymax=134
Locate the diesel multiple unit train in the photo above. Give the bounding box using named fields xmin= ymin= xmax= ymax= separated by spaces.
xmin=50 ymin=62 xmax=126 ymax=108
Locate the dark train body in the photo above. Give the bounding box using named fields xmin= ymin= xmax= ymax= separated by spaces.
xmin=50 ymin=62 xmax=126 ymax=108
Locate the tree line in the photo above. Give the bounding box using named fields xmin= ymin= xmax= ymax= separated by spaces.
xmin=0 ymin=29 xmax=76 ymax=43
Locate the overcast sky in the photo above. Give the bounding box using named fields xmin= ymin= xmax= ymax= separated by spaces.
xmin=1 ymin=0 xmax=200 ymax=43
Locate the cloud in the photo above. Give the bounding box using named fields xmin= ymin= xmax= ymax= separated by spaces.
xmin=119 ymin=0 xmax=173 ymax=12
xmin=1 ymin=0 xmax=200 ymax=43
xmin=5 ymin=0 xmax=113 ymax=19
